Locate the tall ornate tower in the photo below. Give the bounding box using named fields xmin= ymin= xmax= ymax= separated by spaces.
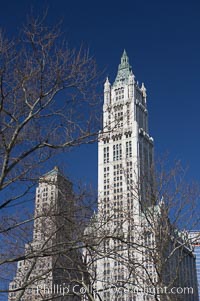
xmin=94 ymin=50 xmax=154 ymax=300
xmin=98 ymin=50 xmax=154 ymax=215
xmin=92 ymin=51 xmax=198 ymax=301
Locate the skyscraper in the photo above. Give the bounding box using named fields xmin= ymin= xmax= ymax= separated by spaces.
xmin=8 ymin=167 xmax=81 ymax=301
xmin=86 ymin=51 xmax=198 ymax=301
xmin=85 ymin=50 xmax=155 ymax=301
xmin=99 ymin=50 xmax=154 ymax=213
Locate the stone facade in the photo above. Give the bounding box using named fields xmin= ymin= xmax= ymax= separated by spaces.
xmin=8 ymin=167 xmax=81 ymax=301
xmin=86 ymin=51 xmax=199 ymax=301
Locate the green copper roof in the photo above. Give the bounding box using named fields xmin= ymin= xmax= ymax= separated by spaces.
xmin=114 ymin=50 xmax=132 ymax=85
xmin=41 ymin=166 xmax=60 ymax=178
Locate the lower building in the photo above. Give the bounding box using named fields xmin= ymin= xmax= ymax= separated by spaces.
xmin=8 ymin=167 xmax=83 ymax=301
xmin=143 ymin=205 xmax=199 ymax=301
xmin=84 ymin=203 xmax=199 ymax=301
xmin=189 ymin=231 xmax=200 ymax=299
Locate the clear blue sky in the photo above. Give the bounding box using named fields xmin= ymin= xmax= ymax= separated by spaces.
xmin=1 ymin=0 xmax=200 ymax=187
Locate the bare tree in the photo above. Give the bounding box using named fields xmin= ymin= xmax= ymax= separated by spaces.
xmin=0 ymin=12 xmax=101 ymax=300
xmin=3 ymin=161 xmax=200 ymax=301
xmin=1 ymin=20 xmax=200 ymax=301
xmin=3 ymin=167 xmax=97 ymax=301
xmin=0 ymin=13 xmax=100 ymax=210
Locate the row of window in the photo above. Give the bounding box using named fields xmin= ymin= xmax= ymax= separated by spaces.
xmin=113 ymin=134 xmax=122 ymax=141
xmin=107 ymin=101 xmax=130 ymax=114
xmin=113 ymin=144 xmax=122 ymax=161
xmin=103 ymin=132 xmax=132 ymax=144
xmin=104 ymin=142 xmax=132 ymax=162
xmin=37 ymin=185 xmax=54 ymax=193
xmin=113 ymin=104 xmax=123 ymax=111
xmin=116 ymin=95 xmax=124 ymax=101
xmin=115 ymin=88 xmax=124 ymax=101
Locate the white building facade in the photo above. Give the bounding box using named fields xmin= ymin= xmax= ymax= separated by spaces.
xmin=88 ymin=51 xmax=199 ymax=301
xmin=92 ymin=51 xmax=154 ymax=301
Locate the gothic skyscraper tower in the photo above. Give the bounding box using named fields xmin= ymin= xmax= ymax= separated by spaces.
xmin=92 ymin=51 xmax=198 ymax=301
xmin=98 ymin=50 xmax=154 ymax=218
xmin=94 ymin=51 xmax=154 ymax=300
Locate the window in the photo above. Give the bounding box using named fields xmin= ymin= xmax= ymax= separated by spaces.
xmin=126 ymin=141 xmax=132 ymax=158
xmin=115 ymin=111 xmax=123 ymax=128
xmin=125 ymin=131 xmax=132 ymax=138
xmin=115 ymin=88 xmax=124 ymax=101
xmin=103 ymin=146 xmax=109 ymax=163
xmin=113 ymin=144 xmax=122 ymax=161
xmin=127 ymin=109 xmax=130 ymax=125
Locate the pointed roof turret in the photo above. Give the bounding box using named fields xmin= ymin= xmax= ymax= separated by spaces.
xmin=141 ymin=82 xmax=147 ymax=98
xmin=104 ymin=76 xmax=110 ymax=88
xmin=114 ymin=50 xmax=133 ymax=85
xmin=128 ymin=70 xmax=135 ymax=85
xmin=105 ymin=76 xmax=110 ymax=83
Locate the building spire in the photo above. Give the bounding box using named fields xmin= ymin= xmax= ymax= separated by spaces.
xmin=104 ymin=76 xmax=110 ymax=88
xmin=120 ymin=49 xmax=129 ymax=68
xmin=141 ymin=82 xmax=147 ymax=100
xmin=104 ymin=76 xmax=111 ymax=105
xmin=114 ymin=50 xmax=132 ymax=85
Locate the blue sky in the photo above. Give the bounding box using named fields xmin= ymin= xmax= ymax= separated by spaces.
xmin=1 ymin=0 xmax=200 ymax=187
